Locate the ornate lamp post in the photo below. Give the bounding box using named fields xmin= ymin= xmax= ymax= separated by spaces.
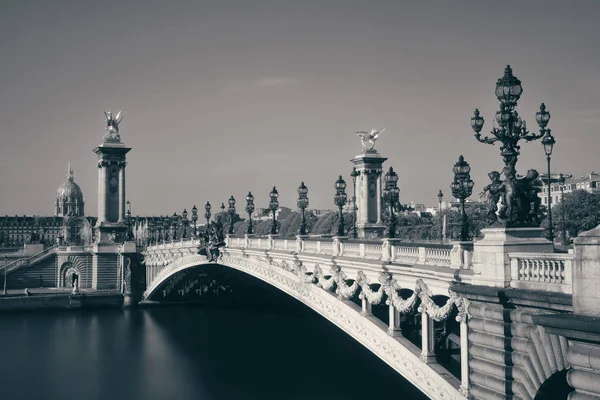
xmin=542 ymin=127 xmax=556 ymax=242
xmin=297 ymin=182 xmax=309 ymax=236
xmin=350 ymin=167 xmax=360 ymax=239
xmin=125 ymin=201 xmax=133 ymax=241
xmin=451 ymin=155 xmax=474 ymax=242
xmin=228 ymin=196 xmax=236 ymax=235
xmin=269 ymin=187 xmax=279 ymax=235
xmin=245 ymin=192 xmax=255 ymax=234
xmin=220 ymin=202 xmax=226 ymax=222
xmin=383 ymin=167 xmax=400 ymax=238
xmin=437 ymin=190 xmax=444 ymax=242
xmin=181 ymin=208 xmax=188 ymax=239
xmin=171 ymin=212 xmax=178 ymax=240
xmin=471 ymin=66 xmax=551 ymax=227
xmin=334 ymin=176 xmax=348 ymax=237
xmin=191 ymin=205 xmax=198 ymax=238
xmin=559 ymin=173 xmax=566 ymax=246
xmin=204 ymin=202 xmax=212 ymax=237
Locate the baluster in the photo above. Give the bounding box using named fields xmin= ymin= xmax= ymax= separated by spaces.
xmin=420 ymin=310 xmax=436 ymax=363
xmin=459 ymin=318 xmax=470 ymax=397
xmin=388 ymin=303 xmax=402 ymax=337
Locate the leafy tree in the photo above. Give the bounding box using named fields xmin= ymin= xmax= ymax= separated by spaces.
xmin=542 ymin=190 xmax=600 ymax=242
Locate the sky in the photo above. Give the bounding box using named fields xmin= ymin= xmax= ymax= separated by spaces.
xmin=1 ymin=0 xmax=599 ymax=217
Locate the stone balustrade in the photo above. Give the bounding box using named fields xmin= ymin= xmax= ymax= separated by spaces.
xmin=225 ymin=235 xmax=472 ymax=270
xmin=509 ymin=252 xmax=573 ymax=294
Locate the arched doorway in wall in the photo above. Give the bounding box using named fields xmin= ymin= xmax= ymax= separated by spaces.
xmin=534 ymin=369 xmax=572 ymax=400
xmin=59 ymin=262 xmax=80 ymax=288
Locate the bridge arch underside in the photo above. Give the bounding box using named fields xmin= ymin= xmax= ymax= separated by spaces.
xmin=144 ymin=254 xmax=464 ymax=400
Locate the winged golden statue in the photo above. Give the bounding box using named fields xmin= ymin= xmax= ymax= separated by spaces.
xmin=103 ymin=110 xmax=124 ymax=142
xmin=356 ymin=127 xmax=387 ymax=151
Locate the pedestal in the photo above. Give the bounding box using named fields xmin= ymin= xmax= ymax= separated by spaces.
xmin=351 ymin=149 xmax=387 ymax=240
xmin=471 ymin=227 xmax=553 ymax=287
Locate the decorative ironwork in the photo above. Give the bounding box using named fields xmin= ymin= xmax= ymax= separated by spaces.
xmin=245 ymin=192 xmax=255 ymax=235
xmin=204 ymin=201 xmax=211 ymax=239
xmin=297 ymin=182 xmax=309 ymax=236
xmin=383 ymin=167 xmax=400 ymax=238
xmin=269 ymin=187 xmax=279 ymax=235
xmin=181 ymin=208 xmax=189 ymax=239
xmin=171 ymin=212 xmax=178 ymax=240
xmin=451 ymin=155 xmax=474 ymax=242
xmin=191 ymin=205 xmax=198 ymax=238
xmin=543 ymin=129 xmax=556 ymax=242
xmin=228 ymin=195 xmax=236 ymax=235
xmin=334 ymin=176 xmax=348 ymax=236
xmin=437 ymin=190 xmax=444 ymax=242
xmin=473 ymin=66 xmax=548 ymax=227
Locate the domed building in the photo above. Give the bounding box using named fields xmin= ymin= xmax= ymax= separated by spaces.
xmin=0 ymin=162 xmax=95 ymax=248
xmin=55 ymin=162 xmax=84 ymax=217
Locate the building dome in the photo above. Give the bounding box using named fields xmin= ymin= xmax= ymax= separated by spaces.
xmin=55 ymin=162 xmax=85 ymax=217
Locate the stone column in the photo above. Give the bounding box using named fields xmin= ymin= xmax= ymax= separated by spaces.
xmin=387 ymin=303 xmax=402 ymax=337
xmin=351 ymin=150 xmax=387 ymax=239
xmin=420 ymin=311 xmax=436 ymax=363
xmin=361 ymin=295 xmax=372 ymax=316
xmin=97 ymin=163 xmax=106 ymax=222
xmin=459 ymin=319 xmax=470 ymax=396
xmin=118 ymin=163 xmax=126 ymax=223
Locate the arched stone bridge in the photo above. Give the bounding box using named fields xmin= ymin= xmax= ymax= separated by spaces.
xmin=142 ymin=235 xmax=579 ymax=400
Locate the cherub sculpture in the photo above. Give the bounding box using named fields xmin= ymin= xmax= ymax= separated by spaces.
xmin=103 ymin=110 xmax=124 ymax=142
xmin=480 ymin=171 xmax=503 ymax=222
xmin=356 ymin=127 xmax=387 ymax=151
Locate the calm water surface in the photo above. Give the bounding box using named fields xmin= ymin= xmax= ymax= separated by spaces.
xmin=0 ymin=273 xmax=427 ymax=400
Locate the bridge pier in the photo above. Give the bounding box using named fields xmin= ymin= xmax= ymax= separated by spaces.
xmin=534 ymin=225 xmax=600 ymax=400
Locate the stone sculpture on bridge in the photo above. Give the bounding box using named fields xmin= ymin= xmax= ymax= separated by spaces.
xmin=103 ymin=110 xmax=124 ymax=142
xmin=356 ymin=127 xmax=387 ymax=152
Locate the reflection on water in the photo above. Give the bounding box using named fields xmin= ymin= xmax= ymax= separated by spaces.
xmin=0 ymin=270 xmax=427 ymax=400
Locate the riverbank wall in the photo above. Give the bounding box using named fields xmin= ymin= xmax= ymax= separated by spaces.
xmin=0 ymin=292 xmax=124 ymax=312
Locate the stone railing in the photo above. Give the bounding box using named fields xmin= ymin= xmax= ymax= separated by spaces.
xmin=224 ymin=235 xmax=473 ymax=270
xmin=0 ymin=245 xmax=59 ymax=275
xmin=57 ymin=245 xmax=91 ymax=253
xmin=509 ymin=252 xmax=574 ymax=294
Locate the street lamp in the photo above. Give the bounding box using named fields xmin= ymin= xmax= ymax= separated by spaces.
xmin=191 ymin=205 xmax=198 ymax=238
xmin=171 ymin=212 xmax=178 ymax=240
xmin=437 ymin=190 xmax=444 ymax=242
xmin=451 ymin=155 xmax=474 ymax=242
xmin=334 ymin=176 xmax=348 ymax=237
xmin=269 ymin=187 xmax=279 ymax=235
xmin=383 ymin=167 xmax=400 ymax=238
xmin=125 ymin=201 xmax=133 ymax=241
xmin=228 ymin=195 xmax=236 ymax=235
xmin=204 ymin=202 xmax=212 ymax=237
xmin=471 ymin=66 xmax=550 ymax=227
xmin=220 ymin=202 xmax=226 ymax=223
xmin=181 ymin=208 xmax=188 ymax=239
xmin=245 ymin=192 xmax=255 ymax=235
xmin=297 ymin=182 xmax=309 ymax=236
xmin=559 ymin=173 xmax=566 ymax=246
xmin=350 ymin=167 xmax=360 ymax=239
xmin=541 ymin=127 xmax=556 ymax=243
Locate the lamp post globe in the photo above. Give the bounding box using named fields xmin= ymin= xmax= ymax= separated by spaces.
xmin=334 ymin=176 xmax=348 ymax=237
xmin=297 ymin=182 xmax=309 ymax=236
xmin=245 ymin=192 xmax=255 ymax=235
xmin=269 ymin=187 xmax=279 ymax=235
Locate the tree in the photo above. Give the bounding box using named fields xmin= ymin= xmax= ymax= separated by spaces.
xmin=542 ymin=190 xmax=600 ymax=242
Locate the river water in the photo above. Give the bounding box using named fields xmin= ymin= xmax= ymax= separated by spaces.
xmin=0 ymin=268 xmax=427 ymax=400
